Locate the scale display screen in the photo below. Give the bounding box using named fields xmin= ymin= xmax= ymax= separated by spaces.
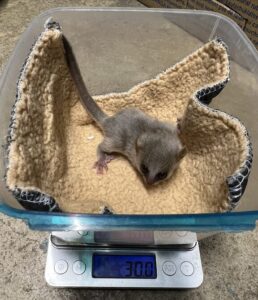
xmin=92 ymin=253 xmax=157 ymax=279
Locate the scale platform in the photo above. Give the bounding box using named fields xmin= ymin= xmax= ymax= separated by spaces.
xmin=45 ymin=231 xmax=203 ymax=288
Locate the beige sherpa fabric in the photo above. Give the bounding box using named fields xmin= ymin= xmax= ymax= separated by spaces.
xmin=6 ymin=25 xmax=250 ymax=214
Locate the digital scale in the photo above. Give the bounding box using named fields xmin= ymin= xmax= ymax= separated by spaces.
xmin=45 ymin=231 xmax=203 ymax=288
xmin=1 ymin=6 xmax=258 ymax=292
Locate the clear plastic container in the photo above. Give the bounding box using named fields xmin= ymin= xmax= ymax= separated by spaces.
xmin=0 ymin=8 xmax=258 ymax=232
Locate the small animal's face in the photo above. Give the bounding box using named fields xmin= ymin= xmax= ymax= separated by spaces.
xmin=135 ymin=132 xmax=186 ymax=185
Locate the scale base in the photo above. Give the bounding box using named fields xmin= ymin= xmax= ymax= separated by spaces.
xmin=45 ymin=231 xmax=203 ymax=288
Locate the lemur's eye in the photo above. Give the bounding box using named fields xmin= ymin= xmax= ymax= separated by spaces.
xmin=155 ymin=172 xmax=167 ymax=181
xmin=140 ymin=164 xmax=149 ymax=175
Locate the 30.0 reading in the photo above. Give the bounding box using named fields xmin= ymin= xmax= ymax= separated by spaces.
xmin=124 ymin=261 xmax=154 ymax=277
xmin=92 ymin=254 xmax=157 ymax=278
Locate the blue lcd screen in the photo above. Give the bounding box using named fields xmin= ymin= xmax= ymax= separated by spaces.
xmin=92 ymin=253 xmax=157 ymax=279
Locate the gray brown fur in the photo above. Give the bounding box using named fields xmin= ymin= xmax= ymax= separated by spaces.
xmin=63 ymin=35 xmax=185 ymax=185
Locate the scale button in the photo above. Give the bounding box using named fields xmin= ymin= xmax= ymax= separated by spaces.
xmin=176 ymin=231 xmax=187 ymax=237
xmin=73 ymin=260 xmax=86 ymax=275
xmin=54 ymin=260 xmax=68 ymax=274
xmin=180 ymin=261 xmax=194 ymax=276
xmin=162 ymin=261 xmax=177 ymax=276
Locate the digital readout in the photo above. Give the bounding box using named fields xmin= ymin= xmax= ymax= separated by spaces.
xmin=92 ymin=254 xmax=157 ymax=279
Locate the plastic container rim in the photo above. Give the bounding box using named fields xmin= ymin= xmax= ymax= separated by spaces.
xmin=0 ymin=7 xmax=258 ymax=231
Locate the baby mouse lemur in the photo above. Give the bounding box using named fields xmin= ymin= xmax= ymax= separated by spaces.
xmin=63 ymin=36 xmax=186 ymax=185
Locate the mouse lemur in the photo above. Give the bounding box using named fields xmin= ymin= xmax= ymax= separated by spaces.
xmin=63 ymin=36 xmax=186 ymax=185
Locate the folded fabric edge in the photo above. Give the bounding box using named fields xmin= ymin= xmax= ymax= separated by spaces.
xmin=5 ymin=20 xmax=250 ymax=213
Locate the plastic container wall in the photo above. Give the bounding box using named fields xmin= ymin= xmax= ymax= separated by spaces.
xmin=0 ymin=8 xmax=258 ymax=231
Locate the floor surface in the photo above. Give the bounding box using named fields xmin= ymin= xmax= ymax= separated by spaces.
xmin=0 ymin=1 xmax=258 ymax=299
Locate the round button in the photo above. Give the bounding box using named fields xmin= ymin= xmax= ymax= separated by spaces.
xmin=73 ymin=260 xmax=86 ymax=275
xmin=54 ymin=260 xmax=68 ymax=274
xmin=162 ymin=261 xmax=177 ymax=276
xmin=176 ymin=231 xmax=187 ymax=237
xmin=180 ymin=261 xmax=194 ymax=276
xmin=158 ymin=231 xmax=174 ymax=239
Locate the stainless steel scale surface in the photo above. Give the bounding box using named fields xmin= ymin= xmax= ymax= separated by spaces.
xmin=45 ymin=231 xmax=203 ymax=288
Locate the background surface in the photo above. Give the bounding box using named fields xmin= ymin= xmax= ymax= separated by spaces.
xmin=0 ymin=1 xmax=257 ymax=299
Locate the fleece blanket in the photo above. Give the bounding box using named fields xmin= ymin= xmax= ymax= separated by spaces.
xmin=5 ymin=20 xmax=252 ymax=214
